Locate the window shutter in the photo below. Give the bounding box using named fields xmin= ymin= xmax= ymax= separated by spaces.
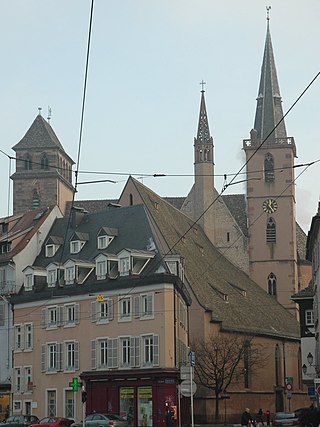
xmin=41 ymin=344 xmax=46 ymax=372
xmin=57 ymin=343 xmax=63 ymax=371
xmin=107 ymin=299 xmax=113 ymax=320
xmin=75 ymin=341 xmax=80 ymax=370
xmin=108 ymin=338 xmax=118 ymax=368
xmin=0 ymin=304 xmax=5 ymax=327
xmin=135 ymin=337 xmax=140 ymax=367
xmin=41 ymin=308 xmax=47 ymax=328
xmin=91 ymin=340 xmax=97 ymax=369
xmin=130 ymin=337 xmax=135 ymax=367
xmin=75 ymin=304 xmax=80 ymax=324
xmin=91 ymin=301 xmax=97 ymax=322
xmin=153 ymin=335 xmax=159 ymax=366
xmin=134 ymin=296 xmax=140 ymax=318
xmin=58 ymin=306 xmax=64 ymax=326
xmin=20 ymin=327 xmax=25 ymax=351
xmin=20 ymin=367 xmax=26 ymax=393
xmin=147 ymin=295 xmax=153 ymax=316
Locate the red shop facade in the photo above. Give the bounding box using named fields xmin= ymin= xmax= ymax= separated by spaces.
xmin=81 ymin=369 xmax=190 ymax=427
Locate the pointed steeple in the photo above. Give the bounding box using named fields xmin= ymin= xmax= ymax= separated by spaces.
xmin=194 ymin=87 xmax=214 ymax=164
xmin=253 ymin=18 xmax=287 ymax=140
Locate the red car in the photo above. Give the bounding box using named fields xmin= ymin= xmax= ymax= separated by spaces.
xmin=30 ymin=418 xmax=74 ymax=427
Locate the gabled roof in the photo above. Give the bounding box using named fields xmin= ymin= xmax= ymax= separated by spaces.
xmin=124 ymin=177 xmax=300 ymax=340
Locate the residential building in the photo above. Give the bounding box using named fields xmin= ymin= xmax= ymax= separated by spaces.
xmin=0 ymin=205 xmax=63 ymax=419
xmin=11 ymin=204 xmax=191 ymax=425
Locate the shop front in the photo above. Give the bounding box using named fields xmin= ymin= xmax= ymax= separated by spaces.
xmin=81 ymin=369 xmax=187 ymax=427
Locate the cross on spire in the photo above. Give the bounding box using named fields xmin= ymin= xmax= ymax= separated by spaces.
xmin=266 ymin=6 xmax=271 ymax=21
xmin=200 ymin=80 xmax=206 ymax=92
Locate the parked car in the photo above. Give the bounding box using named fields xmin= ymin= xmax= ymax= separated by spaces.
xmin=71 ymin=414 xmax=128 ymax=427
xmin=0 ymin=416 xmax=40 ymax=427
xmin=30 ymin=418 xmax=74 ymax=427
xmin=273 ymin=412 xmax=299 ymax=427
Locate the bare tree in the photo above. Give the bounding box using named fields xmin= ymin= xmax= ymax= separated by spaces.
xmin=191 ymin=333 xmax=268 ymax=421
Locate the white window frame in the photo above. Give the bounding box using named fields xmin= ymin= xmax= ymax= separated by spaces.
xmin=46 ymin=245 xmax=56 ymax=258
xmin=119 ymin=257 xmax=130 ymax=276
xmin=64 ymin=389 xmax=75 ymax=419
xmin=96 ymin=260 xmax=107 ymax=280
xmin=141 ymin=294 xmax=154 ymax=318
xmin=64 ymin=304 xmax=79 ymax=326
xmin=70 ymin=240 xmax=84 ymax=254
xmin=306 ymin=309 xmax=314 ymax=326
xmin=120 ymin=337 xmax=131 ymax=368
xmin=14 ymin=367 xmax=22 ymax=393
xmin=65 ymin=341 xmax=79 ymax=371
xmin=65 ymin=266 xmax=75 ymax=285
xmin=98 ymin=339 xmax=108 ymax=369
xmin=47 ymin=269 xmax=57 ymax=287
xmin=24 ymin=273 xmax=34 ymax=291
xmin=25 ymin=323 xmax=33 ymax=350
xmin=47 ymin=389 xmax=57 ymax=417
xmin=47 ymin=343 xmax=58 ymax=372
xmin=47 ymin=307 xmax=58 ymax=328
xmin=24 ymin=366 xmax=33 ymax=393
xmin=119 ymin=297 xmax=131 ymax=321
xmin=142 ymin=334 xmax=159 ymax=367
xmin=15 ymin=324 xmax=24 ymax=351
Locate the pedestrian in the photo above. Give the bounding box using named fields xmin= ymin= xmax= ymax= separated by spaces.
xmin=257 ymin=409 xmax=264 ymax=426
xmin=241 ymin=408 xmax=252 ymax=427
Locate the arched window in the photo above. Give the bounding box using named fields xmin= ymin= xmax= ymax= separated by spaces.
xmin=24 ymin=154 xmax=32 ymax=170
xmin=243 ymin=340 xmax=250 ymax=389
xmin=41 ymin=154 xmax=49 ymax=170
xmin=32 ymin=188 xmax=40 ymax=209
xmin=275 ymin=344 xmax=281 ymax=386
xmin=264 ymin=153 xmax=274 ymax=182
xmin=268 ymin=273 xmax=277 ymax=296
xmin=266 ymin=217 xmax=276 ymax=243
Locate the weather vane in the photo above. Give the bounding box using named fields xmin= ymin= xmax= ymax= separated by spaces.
xmin=200 ymin=80 xmax=206 ymax=92
xmin=266 ymin=6 xmax=271 ymax=21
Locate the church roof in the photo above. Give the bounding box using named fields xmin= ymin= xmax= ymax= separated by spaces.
xmin=125 ymin=177 xmax=300 ymax=340
xmin=195 ymin=90 xmax=212 ymax=145
xmin=253 ymin=20 xmax=287 ymax=140
xmin=12 ymin=114 xmax=66 ymax=152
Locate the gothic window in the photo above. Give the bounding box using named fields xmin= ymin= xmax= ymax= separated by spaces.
xmin=267 ymin=273 xmax=277 ymax=296
xmin=32 ymin=189 xmax=40 ymax=209
xmin=24 ymin=154 xmax=32 ymax=170
xmin=275 ymin=344 xmax=281 ymax=386
xmin=204 ymin=147 xmax=210 ymax=161
xmin=129 ymin=194 xmax=133 ymax=206
xmin=266 ymin=218 xmax=276 ymax=243
xmin=243 ymin=341 xmax=250 ymax=388
xmin=41 ymin=154 xmax=49 ymax=170
xmin=264 ymin=153 xmax=274 ymax=182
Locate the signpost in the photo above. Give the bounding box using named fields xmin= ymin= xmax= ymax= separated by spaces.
xmin=180 ymin=380 xmax=197 ymax=397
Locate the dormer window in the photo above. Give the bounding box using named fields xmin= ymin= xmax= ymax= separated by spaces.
xmin=70 ymin=232 xmax=89 ymax=254
xmin=165 ymin=255 xmax=184 ymax=281
xmin=118 ymin=249 xmax=155 ymax=277
xmin=47 ymin=269 xmax=57 ymax=287
xmin=94 ymin=254 xmax=118 ymax=280
xmin=25 ymin=273 xmax=34 ymax=291
xmin=63 ymin=259 xmax=94 ymax=285
xmin=65 ymin=266 xmax=75 ymax=285
xmin=97 ymin=227 xmax=117 ymax=250
xmin=46 ymin=245 xmax=56 ymax=258
xmin=70 ymin=241 xmax=83 ymax=254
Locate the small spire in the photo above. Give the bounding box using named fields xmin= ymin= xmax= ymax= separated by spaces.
xmin=200 ymin=80 xmax=206 ymax=92
xmin=38 ymin=107 xmax=42 ymax=116
xmin=266 ymin=5 xmax=271 ymax=21
xmin=195 ymin=88 xmax=212 ymax=146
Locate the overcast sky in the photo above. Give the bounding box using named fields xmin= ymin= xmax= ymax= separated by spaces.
xmin=0 ymin=1 xmax=319 ymax=233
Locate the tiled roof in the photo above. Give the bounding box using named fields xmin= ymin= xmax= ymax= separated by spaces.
xmin=12 ymin=114 xmax=65 ymax=151
xmin=125 ymin=177 xmax=300 ymax=340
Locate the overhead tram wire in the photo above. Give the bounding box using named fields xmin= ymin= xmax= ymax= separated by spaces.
xmin=58 ymin=0 xmax=95 ymax=267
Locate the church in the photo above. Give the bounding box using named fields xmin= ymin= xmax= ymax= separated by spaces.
xmin=2 ymin=15 xmax=312 ymax=424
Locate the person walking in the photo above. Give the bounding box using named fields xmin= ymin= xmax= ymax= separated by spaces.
xmin=241 ymin=408 xmax=252 ymax=427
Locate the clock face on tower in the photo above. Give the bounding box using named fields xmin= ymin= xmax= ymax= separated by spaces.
xmin=262 ymin=198 xmax=278 ymax=214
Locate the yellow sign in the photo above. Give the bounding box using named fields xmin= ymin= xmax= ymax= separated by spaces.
xmin=138 ymin=387 xmax=152 ymax=399
xmin=120 ymin=387 xmax=134 ymax=399
xmin=96 ymin=294 xmax=105 ymax=302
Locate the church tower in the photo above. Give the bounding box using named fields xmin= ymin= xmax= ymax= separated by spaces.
xmin=181 ymin=87 xmax=216 ymax=242
xmin=11 ymin=111 xmax=75 ymax=215
xmin=243 ymin=16 xmax=298 ymax=314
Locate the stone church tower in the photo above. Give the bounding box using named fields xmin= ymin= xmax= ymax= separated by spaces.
xmin=11 ymin=111 xmax=75 ymax=215
xmin=243 ymin=19 xmax=298 ymax=315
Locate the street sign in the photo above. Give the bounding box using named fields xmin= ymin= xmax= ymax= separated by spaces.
xmin=287 ymin=391 xmax=292 ymax=399
xmin=189 ymin=351 xmax=196 ymax=367
xmin=308 ymin=386 xmax=316 ymax=396
xmin=180 ymin=380 xmax=197 ymax=397
xmin=286 ymin=383 xmax=292 ymax=391
xmin=180 ymin=366 xmax=192 ymax=380
xmin=314 ymin=378 xmax=320 ymax=384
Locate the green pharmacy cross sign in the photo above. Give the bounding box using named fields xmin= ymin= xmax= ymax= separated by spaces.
xmin=69 ymin=377 xmax=83 ymax=392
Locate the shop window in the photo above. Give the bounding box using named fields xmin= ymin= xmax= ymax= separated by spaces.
xmin=47 ymin=390 xmax=57 ymax=416
xmin=138 ymin=387 xmax=152 ymax=427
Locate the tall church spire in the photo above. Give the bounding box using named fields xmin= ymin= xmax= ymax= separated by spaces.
xmin=194 ymin=86 xmax=214 ymax=165
xmin=253 ymin=16 xmax=287 ymax=140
